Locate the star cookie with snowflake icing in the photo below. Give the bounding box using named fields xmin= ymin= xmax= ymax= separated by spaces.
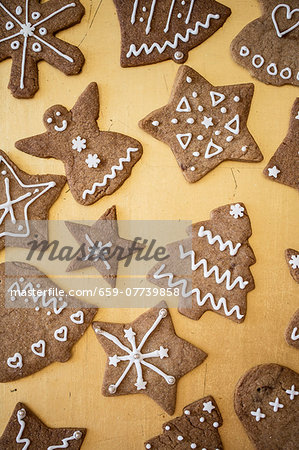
xmin=263 ymin=98 xmax=299 ymax=191
xmin=0 ymin=262 xmax=97 ymax=382
xmin=92 ymin=301 xmax=207 ymax=415
xmin=0 ymin=149 xmax=66 ymax=251
xmin=144 ymin=396 xmax=223 ymax=449
xmin=114 ymin=0 xmax=231 ymax=67
xmin=139 ymin=66 xmax=262 ymax=183
xmin=15 ymin=82 xmax=143 ymax=205
xmin=65 ymin=205 xmax=145 ymax=287
xmin=285 ymin=248 xmax=299 ymax=283
xmin=148 ymin=203 xmax=256 ymax=323
xmin=0 ymin=0 xmax=85 ymax=98
xmin=235 ymin=364 xmax=299 ymax=449
xmin=0 ymin=402 xmax=86 ymax=449
xmin=285 ymin=309 xmax=299 ymax=350
xmin=231 ymin=0 xmax=299 ymax=86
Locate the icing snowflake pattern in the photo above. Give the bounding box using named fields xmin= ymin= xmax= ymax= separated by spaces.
xmin=72 ymin=136 xmax=86 ymax=153
xmin=230 ymin=203 xmax=244 ymax=219
xmin=85 ymin=154 xmax=101 ymax=168
xmin=289 ymin=255 xmax=299 ymax=269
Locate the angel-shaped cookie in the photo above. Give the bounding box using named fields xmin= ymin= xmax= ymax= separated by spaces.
xmin=16 ymin=83 xmax=143 ymax=205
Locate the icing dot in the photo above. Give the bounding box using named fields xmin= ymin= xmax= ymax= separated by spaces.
xmin=177 ymin=436 xmax=184 ymax=441
xmin=32 ymin=11 xmax=41 ymax=20
xmin=5 ymin=21 xmax=14 ymax=31
xmin=213 ymin=422 xmax=219 ymax=428
xmin=192 ymin=92 xmax=198 ymax=98
xmin=171 ymin=118 xmax=178 ymax=124
xmin=280 ymin=67 xmax=292 ymax=80
xmin=47 ymin=311 xmax=51 ymax=316
xmin=184 ymin=410 xmax=191 ymax=415
xmin=240 ymin=45 xmax=250 ymax=57
xmin=39 ymin=27 xmax=47 ymax=36
xmin=56 ymin=111 xmax=61 ymax=116
xmin=242 ymin=146 xmax=247 ymax=152
xmin=187 ymin=118 xmax=194 ymax=124
xmin=193 ymin=152 xmax=200 ymax=157
xmin=199 ymin=417 xmax=205 ymax=422
xmin=174 ymin=51 xmax=184 ymax=60
xmin=252 ymin=54 xmax=264 ymax=69
xmin=18 ymin=409 xmax=26 ymax=419
xmin=11 ymin=296 xmax=16 ymax=302
xmin=19 ymin=277 xmax=24 ymax=282
xmin=190 ymin=166 xmax=195 ymax=171
xmin=198 ymin=105 xmax=203 ymax=112
xmin=18 ymin=225 xmax=23 ymax=231
xmin=165 ymin=425 xmax=170 ymax=431
xmin=297 ymin=71 xmax=299 ymax=81
xmin=16 ymin=6 xmax=22 ymax=15
xmin=220 ymin=107 xmax=227 ymax=114
xmin=234 ymin=96 xmax=240 ymax=102
xmin=177 ymin=13 xmax=182 ymax=18
xmin=167 ymin=376 xmax=176 ymax=385
xmin=108 ymin=385 xmax=116 ymax=394
xmin=139 ymin=17 xmax=144 ymax=22
xmin=190 ymin=445 xmax=197 ymax=449
xmin=74 ymin=431 xmax=82 ymax=440
xmin=226 ymin=136 xmax=233 ymax=142
xmin=47 ymin=118 xmax=53 ymax=124
xmin=24 ymin=298 xmax=29 ymax=303
xmin=159 ymin=308 xmax=167 ymax=318
xmin=145 ymin=445 xmax=151 ymax=449
xmin=152 ymin=121 xmax=159 ymax=127
xmin=181 ymin=0 xmax=185 ymax=4
xmin=32 ymin=42 xmax=42 ymax=53
xmin=197 ymin=135 xmax=203 ymax=141
xmin=11 ymin=41 xmax=20 ymax=50
xmin=36 ymin=284 xmax=41 ymax=288
xmin=186 ymin=76 xmax=192 ymax=83
xmin=33 ymin=188 xmax=39 ymax=193
xmin=215 ymin=130 xmax=221 ymax=136
xmin=1 ymin=170 xmax=7 ymax=175
xmin=142 ymin=7 xmax=147 ymax=12
xmin=35 ymin=306 xmax=40 ymax=312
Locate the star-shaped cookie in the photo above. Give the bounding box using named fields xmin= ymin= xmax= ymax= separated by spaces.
xmin=0 ymin=0 xmax=85 ymax=98
xmin=0 ymin=149 xmax=66 ymax=251
xmin=15 ymin=83 xmax=143 ymax=205
xmin=285 ymin=248 xmax=299 ymax=283
xmin=0 ymin=402 xmax=86 ymax=449
xmin=263 ymin=98 xmax=299 ymax=191
xmin=285 ymin=309 xmax=299 ymax=350
xmin=231 ymin=0 xmax=299 ymax=87
xmin=65 ymin=205 xmax=145 ymax=287
xmin=92 ymin=301 xmax=207 ymax=415
xmin=139 ymin=66 xmax=262 ymax=183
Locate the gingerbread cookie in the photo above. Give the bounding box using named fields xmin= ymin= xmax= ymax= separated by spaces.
xmin=0 ymin=262 xmax=97 ymax=382
xmin=144 ymin=396 xmax=223 ymax=449
xmin=285 ymin=309 xmax=299 ymax=349
xmin=231 ymin=1 xmax=299 ymax=87
xmin=148 ymin=203 xmax=255 ymax=323
xmin=114 ymin=0 xmax=231 ymax=67
xmin=0 ymin=0 xmax=85 ymax=99
xmin=234 ymin=363 xmax=299 ymax=449
xmin=92 ymin=301 xmax=207 ymax=415
xmin=65 ymin=205 xmax=145 ymax=287
xmin=0 ymin=402 xmax=86 ymax=449
xmin=0 ymin=149 xmax=66 ymax=251
xmin=285 ymin=248 xmax=299 ymax=283
xmin=139 ymin=66 xmax=262 ymax=183
xmin=15 ymin=83 xmax=143 ymax=205
xmin=263 ymin=99 xmax=299 ymax=191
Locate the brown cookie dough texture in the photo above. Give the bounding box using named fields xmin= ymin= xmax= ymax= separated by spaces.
xmin=0 ymin=402 xmax=86 ymax=449
xmin=113 ymin=0 xmax=231 ymax=67
xmin=15 ymin=82 xmax=143 ymax=205
xmin=144 ymin=396 xmax=223 ymax=449
xmin=148 ymin=202 xmax=256 ymax=324
xmin=92 ymin=301 xmax=207 ymax=415
xmin=231 ymin=0 xmax=299 ymax=87
xmin=0 ymin=0 xmax=85 ymax=99
xmin=139 ymin=65 xmax=262 ymax=183
xmin=263 ymin=99 xmax=299 ymax=191
xmin=0 ymin=262 xmax=97 ymax=383
xmin=234 ymin=364 xmax=299 ymax=449
xmin=285 ymin=248 xmax=299 ymax=283
xmin=0 ymin=149 xmax=66 ymax=251
xmin=285 ymin=309 xmax=299 ymax=350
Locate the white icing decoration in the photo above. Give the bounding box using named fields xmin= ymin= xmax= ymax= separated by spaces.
xmin=251 ymin=408 xmax=266 ymax=422
xmin=0 ymin=155 xmax=56 ymax=239
xmin=54 ymin=326 xmax=68 ymax=342
xmin=234 ymin=96 xmax=240 ymax=102
xmin=192 ymin=92 xmax=198 ymax=98
xmin=289 ymin=255 xmax=299 ymax=269
xmin=296 ymin=112 xmax=299 ymax=119
xmin=198 ymin=105 xmax=203 ymax=112
xmin=39 ymin=27 xmax=47 ymax=35
xmin=252 ymin=54 xmax=264 ymax=68
xmin=242 ymin=146 xmax=247 ymax=152
xmin=152 ymin=120 xmax=159 ymax=126
xmin=186 ymin=76 xmax=192 ymax=83
xmin=240 ymin=45 xmax=250 ymax=57
xmin=229 ymin=203 xmax=244 ymax=219
xmin=174 ymin=51 xmax=184 ymax=60
xmin=47 ymin=117 xmax=53 ymax=123
xmin=203 ymin=401 xmax=215 ymax=413
xmin=286 ymin=385 xmax=298 ymax=400
xmin=205 ymin=139 xmax=223 ymax=159
xmin=190 ymin=445 xmax=197 ymax=449
xmin=11 ymin=41 xmax=20 ymax=50
xmin=83 ymin=234 xmax=112 ymax=270
xmin=70 ymin=310 xmax=84 ymax=324
xmin=47 ymin=431 xmax=82 ymax=449
xmin=272 ymin=4 xmax=299 ymax=38
xmin=226 ymin=136 xmax=233 ymax=142
xmin=220 ymin=107 xmax=227 ymax=114
xmin=95 ymin=309 xmax=174 ymax=393
xmin=142 ymin=7 xmax=147 ymax=12
xmin=213 ymin=422 xmax=219 ymax=428
xmin=267 ymin=165 xmax=280 ymax=178
xmin=145 ymin=445 xmax=151 ymax=450
xmin=131 ymin=0 xmax=139 ymax=24
xmin=82 ymin=147 xmax=140 ymax=200
xmin=291 ymin=327 xmax=299 ymax=341
xmin=32 ymin=11 xmax=41 ymax=20
xmin=210 ymin=91 xmax=225 ymax=107
xmin=193 ymin=152 xmax=199 ymax=157
xmin=177 ymin=435 xmax=183 ymax=441
xmin=16 ymin=6 xmax=22 ymax=15
xmin=176 ymin=96 xmax=191 ymax=112
xmin=85 ymin=153 xmax=101 ymax=168
xmin=54 ymin=120 xmax=68 ymax=132
xmin=126 ymin=14 xmax=221 ymax=57
xmin=7 ymin=352 xmax=23 ymax=369
xmin=280 ymin=67 xmax=292 ymax=79
xmin=32 ymin=42 xmax=42 ymax=52
xmin=5 ymin=21 xmax=14 ymax=30
xmin=184 ymin=410 xmax=190 ymax=415
xmin=72 ymin=136 xmax=86 ymax=152
xmin=185 ymin=0 xmax=195 ymax=24
xmin=176 ymin=133 xmax=192 ymax=149
xmin=186 ymin=118 xmax=194 ymax=124
xmin=165 ymin=425 xmax=170 ymax=430
xmin=201 ymin=116 xmax=213 ymax=128
xmin=199 ymin=417 xmax=205 ymax=422
xmin=171 ymin=118 xmax=178 ymax=124
xmin=139 ymin=17 xmax=144 ymax=22
xmin=215 ymin=130 xmax=221 ymax=136
xmin=267 ymin=63 xmax=278 ymax=76
xmin=31 ymin=339 xmax=46 ymax=357
xmin=269 ymin=397 xmax=284 ymax=412
xmin=197 ymin=135 xmax=203 ymax=140
xmin=145 ymin=0 xmax=157 ymax=35
xmin=177 ymin=13 xmax=182 ymax=19
xmin=224 ymin=114 xmax=240 ymax=135
xmin=198 ymin=225 xmax=241 ymax=256
xmin=16 ymin=409 xmax=30 ymax=450
xmin=190 ymin=166 xmax=195 ymax=171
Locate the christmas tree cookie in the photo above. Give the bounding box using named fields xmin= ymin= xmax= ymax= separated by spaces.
xmin=15 ymin=83 xmax=143 ymax=205
xmin=114 ymin=0 xmax=231 ymax=67
xmin=0 ymin=402 xmax=86 ymax=449
xmin=285 ymin=248 xmax=299 ymax=283
xmin=144 ymin=396 xmax=223 ymax=449
xmin=92 ymin=301 xmax=207 ymax=415
xmin=0 ymin=0 xmax=85 ymax=98
xmin=235 ymin=364 xmax=299 ymax=449
xmin=263 ymin=98 xmax=299 ymax=191
xmin=285 ymin=309 xmax=299 ymax=350
xmin=231 ymin=1 xmax=299 ymax=86
xmin=0 ymin=262 xmax=97 ymax=382
xmin=139 ymin=66 xmax=262 ymax=183
xmin=0 ymin=149 xmax=66 ymax=251
xmin=148 ymin=203 xmax=255 ymax=323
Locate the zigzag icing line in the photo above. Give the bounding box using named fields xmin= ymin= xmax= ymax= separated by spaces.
xmin=126 ymin=14 xmax=221 ymax=57
xmin=16 ymin=411 xmax=30 ymax=450
xmin=153 ymin=264 xmax=244 ymax=319
xmin=48 ymin=432 xmax=80 ymax=450
xmin=198 ymin=225 xmax=241 ymax=256
xmin=82 ymin=147 xmax=140 ymax=199
xmin=179 ymin=245 xmax=248 ymax=291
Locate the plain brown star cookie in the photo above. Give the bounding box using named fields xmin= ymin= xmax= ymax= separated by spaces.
xmin=92 ymin=301 xmax=207 ymax=415
xmin=285 ymin=309 xmax=299 ymax=350
xmin=139 ymin=65 xmax=262 ymax=183
xmin=15 ymin=83 xmax=143 ymax=205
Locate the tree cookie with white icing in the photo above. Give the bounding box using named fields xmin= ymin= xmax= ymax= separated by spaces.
xmin=263 ymin=98 xmax=299 ymax=191
xmin=148 ymin=203 xmax=256 ymax=324
xmin=15 ymin=82 xmax=143 ymax=205
xmin=286 ymin=309 xmax=299 ymax=350
xmin=144 ymin=396 xmax=223 ymax=449
xmin=234 ymin=364 xmax=299 ymax=449
xmin=285 ymin=248 xmax=299 ymax=283
xmin=0 ymin=0 xmax=85 ymax=99
xmin=231 ymin=0 xmax=299 ymax=86
xmin=139 ymin=66 xmax=262 ymax=183
xmin=113 ymin=0 xmax=231 ymax=66
xmin=92 ymin=301 xmax=207 ymax=415
xmin=0 ymin=261 xmax=97 ymax=382
xmin=0 ymin=402 xmax=86 ymax=449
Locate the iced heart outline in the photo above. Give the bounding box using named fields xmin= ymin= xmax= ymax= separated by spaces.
xmin=31 ymin=340 xmax=46 ymax=357
xmin=54 ymin=326 xmax=68 ymax=342
xmin=272 ymin=4 xmax=299 ymax=38
xmin=70 ymin=310 xmax=84 ymax=325
xmin=7 ymin=352 xmax=23 ymax=369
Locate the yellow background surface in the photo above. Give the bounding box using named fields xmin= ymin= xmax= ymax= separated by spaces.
xmin=0 ymin=0 xmax=298 ymax=448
